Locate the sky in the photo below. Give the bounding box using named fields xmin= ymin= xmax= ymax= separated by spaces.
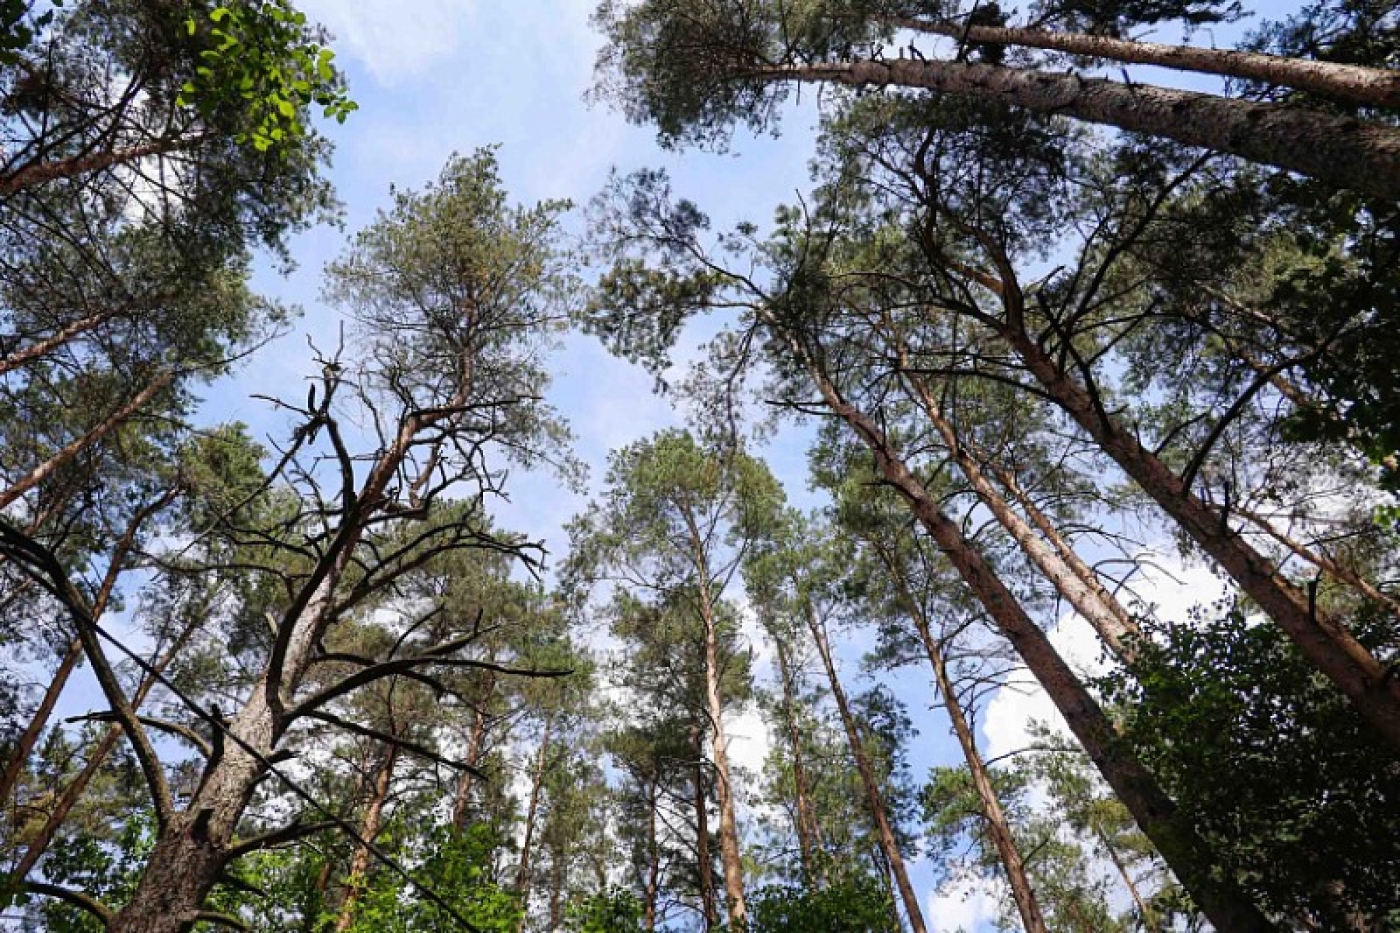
xmin=53 ymin=2 xmax=1302 ymax=929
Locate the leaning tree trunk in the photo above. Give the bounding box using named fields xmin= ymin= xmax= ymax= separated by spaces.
xmin=774 ymin=322 xmax=1276 ymax=932
xmin=802 ymin=599 xmax=930 ymax=933
xmin=876 ymin=545 xmax=1050 ymax=933
xmin=993 ymin=319 xmax=1400 ymax=748
xmin=898 ymin=361 xmax=1141 ymax=662
xmin=882 ymin=16 xmax=1400 ymax=109
xmin=754 ymin=58 xmax=1400 ymax=199
xmin=0 ymin=639 xmax=82 ymax=815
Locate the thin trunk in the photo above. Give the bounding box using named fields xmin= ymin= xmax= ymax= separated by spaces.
xmin=451 ymin=692 xmax=493 ymax=831
xmin=875 ymin=543 xmax=1049 ymax=933
xmin=883 ymin=16 xmax=1400 ymax=108
xmin=899 ymin=361 xmax=1141 ymax=662
xmin=1232 ymin=502 xmax=1400 ymax=617
xmin=754 ymin=58 xmax=1400 ymax=199
xmin=996 ymin=321 xmax=1400 ymax=747
xmin=802 ymin=600 xmax=930 ymax=933
xmin=1095 ymin=828 xmax=1161 ymax=933
xmin=776 ymin=326 xmax=1276 ymax=932
xmin=693 ymin=563 xmax=747 ymax=924
xmin=692 ymin=725 xmax=719 ymax=931
xmin=1 ymin=639 xmax=82 ymax=820
xmin=333 ymin=744 xmax=399 ymax=933
xmin=0 ymin=370 xmax=174 ymax=513
xmin=770 ymin=633 xmax=822 ymax=884
xmin=0 ymin=305 xmax=127 ymax=378
xmin=0 ymin=135 xmax=204 ymax=197
xmin=14 ymin=612 xmax=200 ymax=878
xmin=548 ymin=847 xmax=566 ymax=932
xmin=644 ymin=779 xmax=661 ymax=931
xmin=515 ymin=716 xmax=555 ymax=910
xmin=2 ymin=488 xmax=176 ymax=820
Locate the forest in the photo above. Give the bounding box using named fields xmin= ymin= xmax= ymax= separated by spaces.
xmin=0 ymin=0 xmax=1397 ymax=931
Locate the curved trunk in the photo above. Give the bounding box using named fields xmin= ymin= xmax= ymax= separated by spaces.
xmin=775 ymin=324 xmax=1275 ymax=932
xmin=803 ymin=601 xmax=930 ymax=933
xmin=755 ymin=59 xmax=1400 ymax=199
xmin=884 ymin=16 xmax=1400 ymax=109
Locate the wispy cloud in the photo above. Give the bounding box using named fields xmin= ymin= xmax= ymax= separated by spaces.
xmin=300 ymin=0 xmax=479 ymax=84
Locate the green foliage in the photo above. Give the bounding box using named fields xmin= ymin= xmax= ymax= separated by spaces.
xmin=345 ymin=824 xmax=523 ymax=933
xmin=1100 ymin=604 xmax=1400 ymax=926
xmin=178 ymin=1 xmax=356 ymax=152
xmin=565 ymin=888 xmax=646 ymax=932
xmin=723 ymin=878 xmax=900 ymax=933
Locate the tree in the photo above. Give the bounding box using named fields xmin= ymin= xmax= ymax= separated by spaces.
xmin=593 ymin=0 xmax=1400 ymax=198
xmin=3 ymin=150 xmax=577 ymax=932
xmin=568 ymin=430 xmax=782 ymax=927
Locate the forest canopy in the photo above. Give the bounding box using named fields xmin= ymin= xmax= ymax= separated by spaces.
xmin=0 ymin=1 xmax=1398 ymax=931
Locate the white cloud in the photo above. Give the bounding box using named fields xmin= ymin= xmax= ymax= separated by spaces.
xmin=300 ymin=0 xmax=478 ymax=84
xmin=929 ymin=876 xmax=1002 ymax=933
xmin=981 ymin=551 xmax=1230 ymax=761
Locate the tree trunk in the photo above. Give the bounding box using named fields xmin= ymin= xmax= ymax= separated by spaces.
xmin=0 ymin=370 xmax=175 ymax=513
xmin=875 ymin=543 xmax=1050 ymax=933
xmin=452 ymin=689 xmax=494 ymax=831
xmin=695 ymin=574 xmax=747 ymax=924
xmin=883 ymin=16 xmax=1400 ymax=109
xmin=995 ymin=321 xmax=1400 ymax=747
xmin=755 ymin=58 xmax=1400 ymax=199
xmin=802 ymin=600 xmax=930 ymax=933
xmin=14 ymin=610 xmax=200 ymax=879
xmin=644 ymin=779 xmax=661 ymax=931
xmin=515 ymin=715 xmax=555 ymax=927
xmin=771 ymin=633 xmax=823 ymax=884
xmin=333 ymin=744 xmax=399 ymax=933
xmin=899 ymin=362 xmax=1141 ymax=662
xmin=1 ymin=639 xmax=82 ymax=819
xmin=692 ymin=725 xmax=719 ymax=931
xmin=778 ymin=326 xmax=1276 ymax=932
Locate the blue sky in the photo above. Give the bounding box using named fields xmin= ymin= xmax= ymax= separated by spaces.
xmin=129 ymin=2 xmax=1301 ymax=928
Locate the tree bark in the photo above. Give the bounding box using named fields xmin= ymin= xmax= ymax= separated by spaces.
xmin=775 ymin=323 xmax=1276 ymax=932
xmin=770 ymin=632 xmax=823 ymax=883
xmin=0 ymin=370 xmax=175 ymax=513
xmin=111 ymin=415 xmax=420 ymax=932
xmin=333 ymin=744 xmax=399 ymax=933
xmin=754 ymin=58 xmax=1400 ymax=199
xmin=0 ymin=639 xmax=82 ymax=821
xmin=692 ymin=725 xmax=719 ymax=931
xmin=689 ymin=538 xmax=747 ymax=925
xmin=802 ymin=600 xmax=930 ymax=933
xmin=898 ymin=361 xmax=1142 ymax=662
xmin=994 ymin=319 xmax=1400 ymax=747
xmin=515 ymin=715 xmax=555 ymax=922
xmin=883 ymin=16 xmax=1400 ymax=109
xmin=874 ymin=542 xmax=1050 ymax=933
